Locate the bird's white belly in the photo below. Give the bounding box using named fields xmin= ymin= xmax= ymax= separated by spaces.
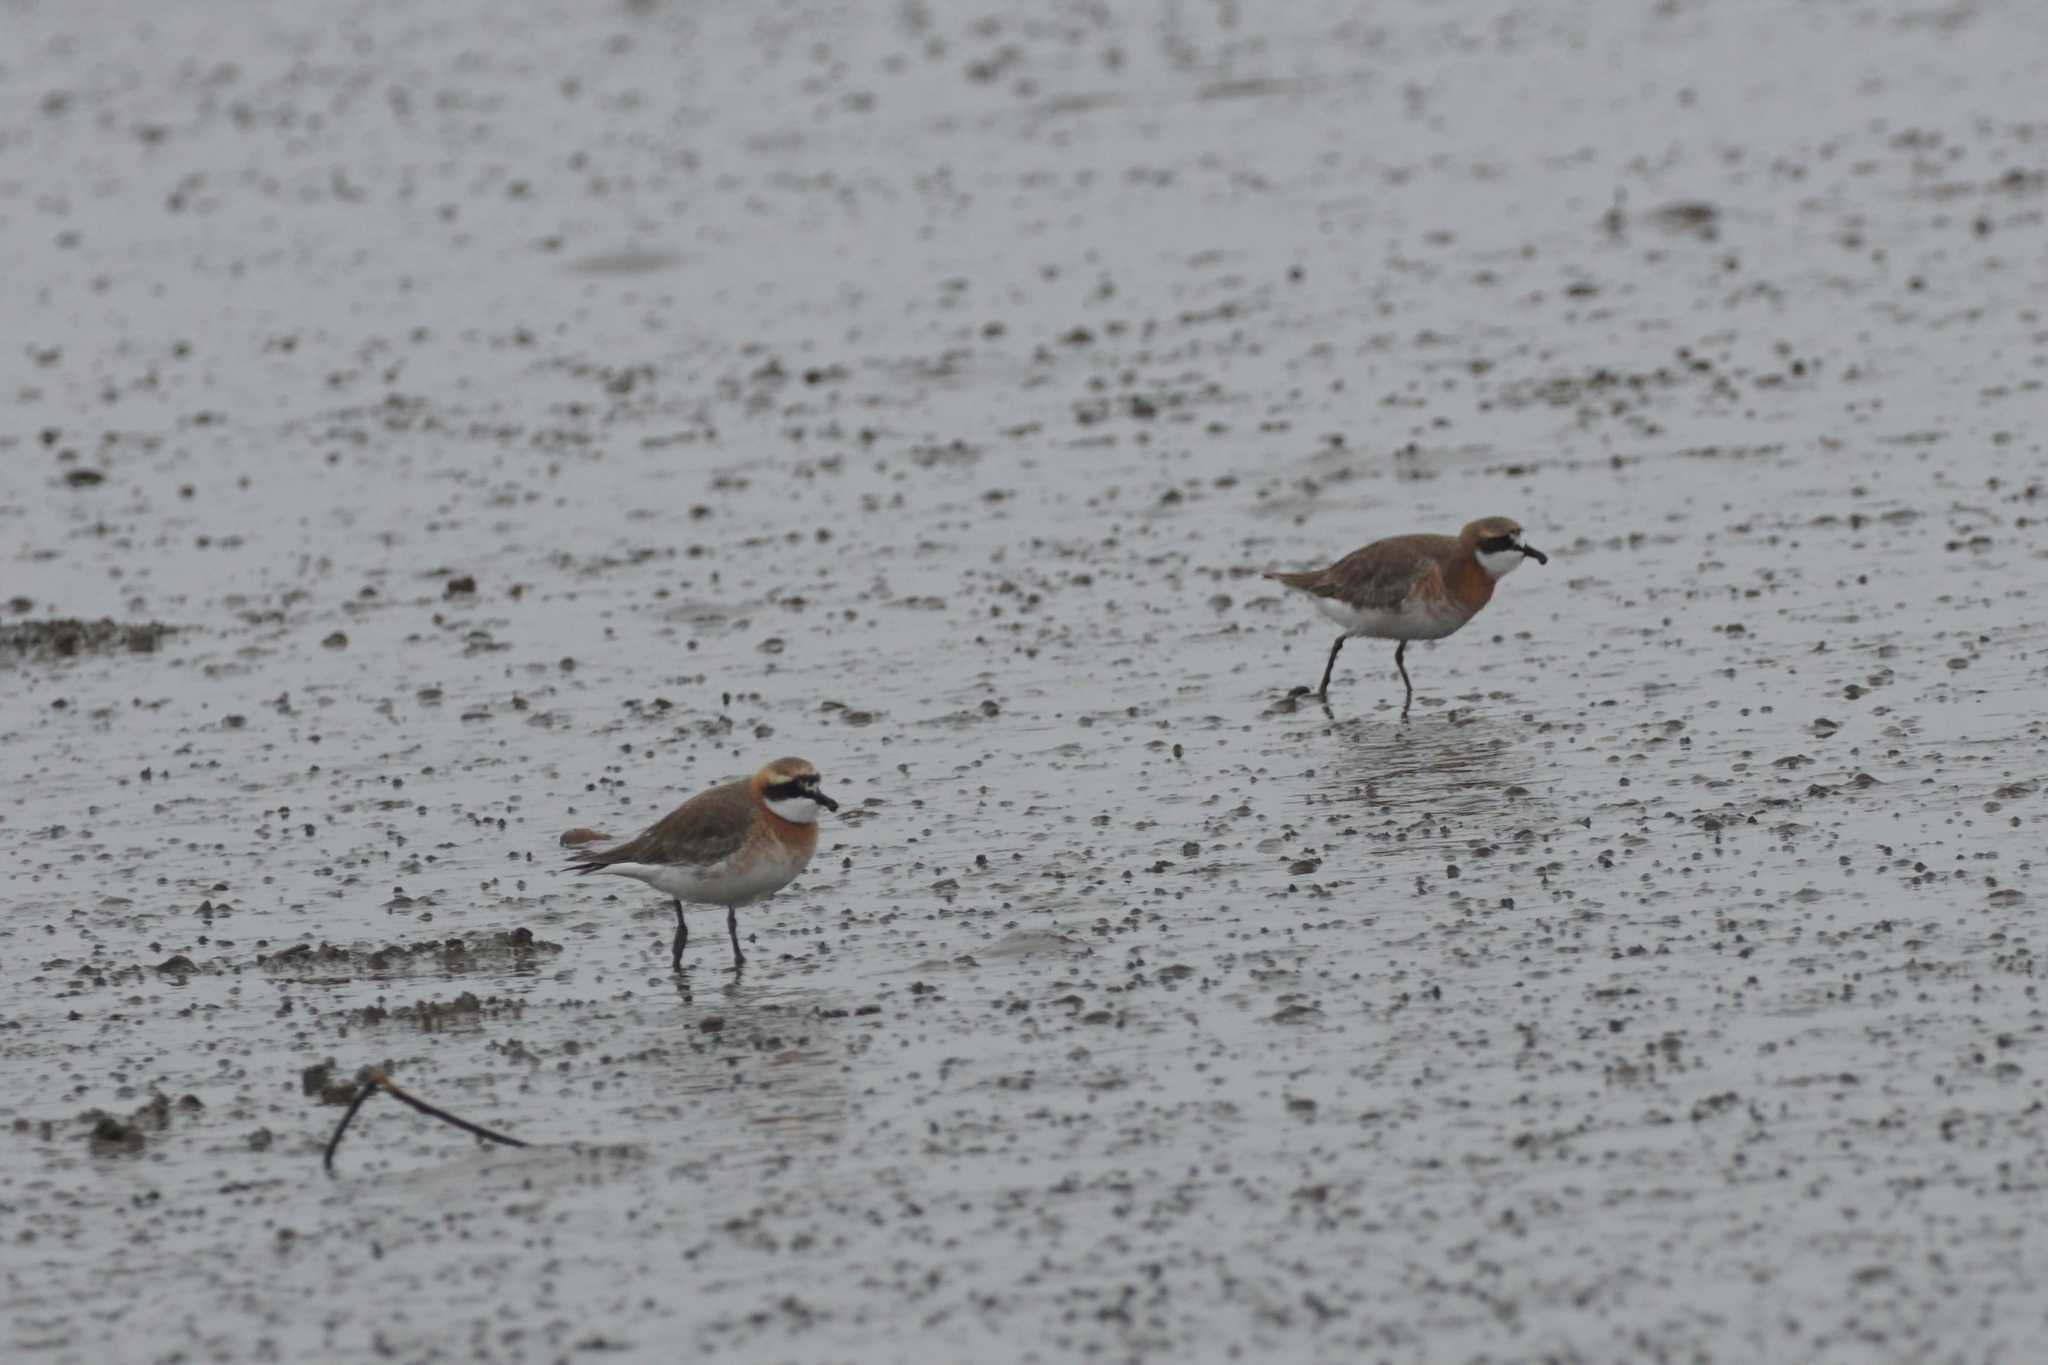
xmin=1311 ymin=595 xmax=1468 ymax=641
xmin=602 ymin=854 xmax=801 ymax=907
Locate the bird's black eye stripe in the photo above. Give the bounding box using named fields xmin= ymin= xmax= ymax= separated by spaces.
xmin=765 ymin=778 xmax=822 ymax=802
xmin=1478 ymin=534 xmax=1519 ymax=554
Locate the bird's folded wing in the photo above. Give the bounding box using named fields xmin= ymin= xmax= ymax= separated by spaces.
xmin=1312 ymin=536 xmax=1447 ymax=609
xmin=567 ymin=783 xmax=751 ymax=871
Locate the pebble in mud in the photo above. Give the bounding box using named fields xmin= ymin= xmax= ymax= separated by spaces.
xmin=4 ymin=1 xmax=2047 ymax=1363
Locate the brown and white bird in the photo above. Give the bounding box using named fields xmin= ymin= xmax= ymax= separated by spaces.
xmin=1267 ymin=516 xmax=1548 ymax=708
xmin=566 ymin=756 xmax=839 ymax=971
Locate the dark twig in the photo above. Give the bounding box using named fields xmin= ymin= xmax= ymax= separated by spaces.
xmin=321 ymin=1077 xmax=380 ymax=1172
xmin=323 ymin=1066 xmax=529 ymax=1174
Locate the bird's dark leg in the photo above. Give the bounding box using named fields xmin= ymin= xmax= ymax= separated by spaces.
xmin=727 ymin=906 xmax=746 ymax=968
xmin=1316 ymin=635 xmax=1346 ymax=699
xmin=671 ymin=900 xmax=688 ymax=973
xmin=1395 ymin=640 xmax=1413 ymax=716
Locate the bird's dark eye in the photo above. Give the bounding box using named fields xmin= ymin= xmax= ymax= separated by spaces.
xmin=1479 ymin=534 xmax=1518 ymax=554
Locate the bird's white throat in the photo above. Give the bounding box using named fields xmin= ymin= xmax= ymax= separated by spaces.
xmin=766 ymin=794 xmax=822 ymax=824
xmin=1477 ymin=546 xmax=1526 ymax=579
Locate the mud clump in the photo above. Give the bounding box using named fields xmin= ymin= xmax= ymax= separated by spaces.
xmin=348 ymin=990 xmax=525 ymax=1031
xmin=82 ymin=1092 xmax=204 ymax=1153
xmin=1 ymin=618 xmax=176 ymax=660
xmin=88 ymin=1115 xmax=147 ymax=1154
xmin=259 ymin=942 xmax=357 ymax=970
xmin=259 ymin=927 xmax=561 ymax=975
xmin=300 ymin=1060 xmax=359 ymax=1106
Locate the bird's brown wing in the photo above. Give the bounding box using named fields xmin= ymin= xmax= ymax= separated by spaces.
xmin=1268 ymin=533 xmax=1455 ymax=609
xmin=567 ymin=778 xmax=753 ymax=872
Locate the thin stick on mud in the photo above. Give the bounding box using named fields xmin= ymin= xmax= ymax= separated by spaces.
xmin=323 ymin=1066 xmax=529 ymax=1174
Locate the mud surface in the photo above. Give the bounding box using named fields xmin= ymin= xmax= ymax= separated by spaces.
xmin=4 ymin=1 xmax=2047 ymax=1361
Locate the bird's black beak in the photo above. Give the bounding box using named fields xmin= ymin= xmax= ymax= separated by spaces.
xmin=1522 ymin=545 xmax=1549 ymax=565
xmin=814 ymin=790 xmax=840 ymax=813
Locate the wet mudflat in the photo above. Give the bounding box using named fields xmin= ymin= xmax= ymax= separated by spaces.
xmin=4 ymin=0 xmax=2046 ymax=1361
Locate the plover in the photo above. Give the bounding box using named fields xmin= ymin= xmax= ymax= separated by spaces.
xmin=1267 ymin=516 xmax=1548 ymax=708
xmin=566 ymin=756 xmax=839 ymax=970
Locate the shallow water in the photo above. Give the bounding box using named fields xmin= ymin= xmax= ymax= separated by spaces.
xmin=4 ymin=0 xmax=2046 ymax=1361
